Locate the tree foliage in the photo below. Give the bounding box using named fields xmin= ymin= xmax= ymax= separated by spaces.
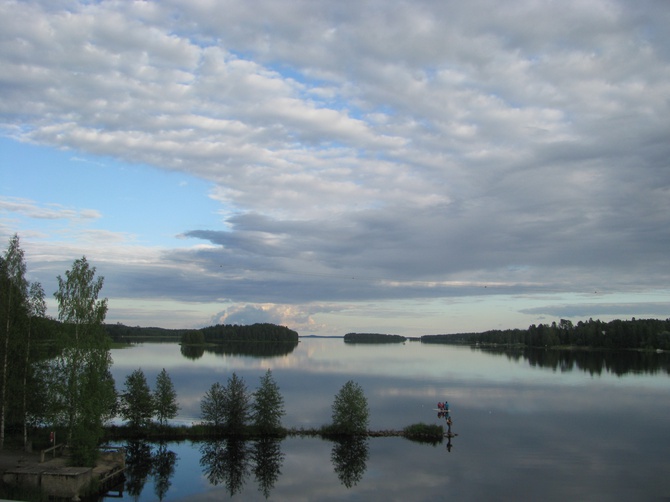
xmin=41 ymin=256 xmax=115 ymax=465
xmin=52 ymin=257 xmax=112 ymax=433
xmin=200 ymin=323 xmax=299 ymax=343
xmin=154 ymin=368 xmax=179 ymax=426
xmin=344 ymin=333 xmax=407 ymax=344
xmin=221 ymin=373 xmax=250 ymax=433
xmin=201 ymin=382 xmax=227 ymax=428
xmin=331 ymin=380 xmax=369 ymax=435
xmin=22 ymin=281 xmax=46 ymax=449
xmin=251 ymin=369 xmax=285 ymax=433
xmin=180 ymin=330 xmax=205 ymax=345
xmin=120 ymin=369 xmax=154 ymax=429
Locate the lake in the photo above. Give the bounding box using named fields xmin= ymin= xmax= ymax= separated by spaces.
xmin=104 ymin=338 xmax=670 ymax=501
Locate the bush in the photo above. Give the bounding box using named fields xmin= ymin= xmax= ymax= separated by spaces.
xmin=402 ymin=422 xmax=444 ymax=444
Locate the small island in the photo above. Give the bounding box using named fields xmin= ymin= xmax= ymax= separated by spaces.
xmin=344 ymin=333 xmax=407 ymax=344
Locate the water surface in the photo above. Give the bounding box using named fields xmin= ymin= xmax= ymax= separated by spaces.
xmin=105 ymin=339 xmax=670 ymax=500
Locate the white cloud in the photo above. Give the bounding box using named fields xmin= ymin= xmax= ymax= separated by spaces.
xmin=0 ymin=196 xmax=101 ymax=220
xmin=1 ymin=0 xmax=669 ymax=333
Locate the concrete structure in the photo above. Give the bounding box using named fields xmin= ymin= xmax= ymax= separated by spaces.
xmin=2 ymin=447 xmax=125 ymax=501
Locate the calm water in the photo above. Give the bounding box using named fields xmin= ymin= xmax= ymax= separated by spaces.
xmin=104 ymin=339 xmax=670 ymax=501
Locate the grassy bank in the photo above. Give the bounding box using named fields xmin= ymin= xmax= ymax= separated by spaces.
xmin=100 ymin=422 xmax=446 ymax=442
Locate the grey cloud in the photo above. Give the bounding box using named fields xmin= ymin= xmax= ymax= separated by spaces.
xmin=519 ymin=303 xmax=670 ymax=319
xmin=2 ymin=0 xmax=669 ymax=328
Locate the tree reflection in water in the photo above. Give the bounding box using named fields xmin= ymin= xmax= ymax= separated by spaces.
xmin=152 ymin=441 xmax=178 ymax=501
xmin=199 ymin=437 xmax=285 ymax=498
xmin=123 ymin=440 xmax=179 ymax=500
xmin=124 ymin=440 xmax=153 ymax=499
xmin=180 ymin=344 xmax=204 ymax=360
xmin=199 ymin=438 xmax=250 ymax=496
xmin=251 ymin=438 xmax=285 ymax=498
xmin=125 ymin=435 xmax=369 ymax=497
xmin=331 ymin=436 xmax=369 ymax=488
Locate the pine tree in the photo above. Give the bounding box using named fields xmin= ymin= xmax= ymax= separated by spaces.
xmin=154 ymin=368 xmax=179 ymax=426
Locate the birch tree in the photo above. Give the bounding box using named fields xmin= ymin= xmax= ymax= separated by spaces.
xmin=154 ymin=368 xmax=179 ymax=427
xmin=23 ymin=281 xmax=46 ymax=450
xmin=0 ymin=234 xmax=28 ymax=450
xmin=53 ymin=256 xmax=115 ymax=465
xmin=251 ymin=369 xmax=285 ymax=434
xmin=331 ymin=380 xmax=369 ymax=435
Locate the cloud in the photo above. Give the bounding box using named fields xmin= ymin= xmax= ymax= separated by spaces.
xmin=1 ymin=0 xmax=669 ymax=332
xmin=519 ymin=303 xmax=670 ymax=319
xmin=0 ymin=197 xmax=101 ymax=221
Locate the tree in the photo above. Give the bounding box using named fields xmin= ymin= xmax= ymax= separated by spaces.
xmin=52 ymin=256 xmax=112 ymax=460
xmin=181 ymin=330 xmax=205 ymax=345
xmin=222 ymin=373 xmax=250 ymax=434
xmin=0 ymin=234 xmax=28 ymax=449
xmin=70 ymin=359 xmax=116 ymax=466
xmin=154 ymin=368 xmax=179 ymax=426
xmin=331 ymin=380 xmax=369 ymax=435
xmin=251 ymin=369 xmax=285 ymax=434
xmin=22 ymin=281 xmax=46 ymax=450
xmin=201 ymin=382 xmax=226 ymax=428
xmin=120 ymin=369 xmax=154 ymax=429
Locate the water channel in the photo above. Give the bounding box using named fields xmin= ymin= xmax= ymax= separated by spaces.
xmin=102 ymin=338 xmax=670 ymax=500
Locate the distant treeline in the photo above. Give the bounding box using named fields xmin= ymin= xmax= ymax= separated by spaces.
xmin=421 ymin=318 xmax=670 ymax=350
xmin=344 ymin=333 xmax=407 ymax=344
xmin=105 ymin=323 xmax=187 ymax=342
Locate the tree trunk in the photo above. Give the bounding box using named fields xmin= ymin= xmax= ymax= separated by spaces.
xmin=22 ymin=316 xmax=31 ymax=451
xmin=1 ymin=307 xmax=10 ymax=450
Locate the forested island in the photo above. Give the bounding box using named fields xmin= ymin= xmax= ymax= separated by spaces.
xmin=344 ymin=333 xmax=407 ymax=343
xmin=106 ymin=322 xmax=299 ymax=344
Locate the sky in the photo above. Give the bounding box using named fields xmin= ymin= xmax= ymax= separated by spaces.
xmin=1 ymin=0 xmax=669 ymax=336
